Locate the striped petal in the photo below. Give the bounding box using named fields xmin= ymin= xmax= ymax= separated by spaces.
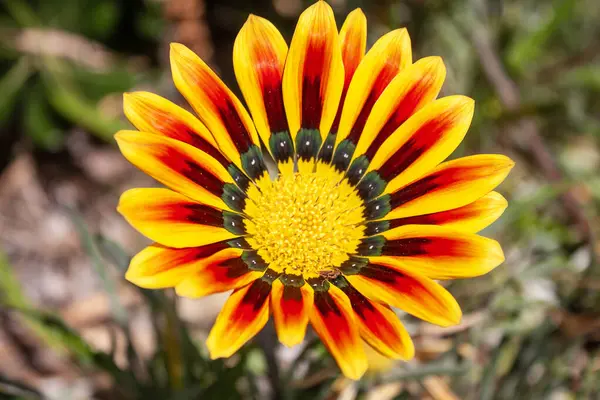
xmin=309 ymin=284 xmax=367 ymax=380
xmin=115 ymin=130 xmax=241 ymax=211
xmin=364 ymin=191 xmax=508 ymax=235
xmin=125 ymin=241 xmax=235 ymax=289
xmin=118 ymin=188 xmax=238 ymax=248
xmin=350 ymin=56 xmax=446 ymax=175
xmin=318 ymin=8 xmax=367 ymax=164
xmin=346 ymin=261 xmax=462 ymax=327
xmin=206 ymin=279 xmax=271 ymax=359
xmin=271 ymin=278 xmax=313 ymax=347
xmin=332 ymin=28 xmax=411 ymax=172
xmin=336 ymin=278 xmax=414 ymax=360
xmin=362 ymin=96 xmax=474 ymax=201
xmin=339 ymin=9 xmax=367 ymax=88
xmin=383 ymin=154 xmax=514 ymax=220
xmin=282 ymin=1 xmax=344 ymax=170
xmin=122 ymin=91 xmax=228 ymax=166
xmin=233 ymin=15 xmax=292 ymax=171
xmin=373 ymin=224 xmax=504 ymax=279
xmin=175 ymin=251 xmax=265 ymax=297
xmin=170 ymin=43 xmax=266 ymax=180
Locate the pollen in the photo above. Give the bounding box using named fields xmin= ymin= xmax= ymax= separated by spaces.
xmin=244 ymin=164 xmax=366 ymax=278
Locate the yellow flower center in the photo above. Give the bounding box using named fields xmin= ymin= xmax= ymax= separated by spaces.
xmin=244 ymin=164 xmax=366 ymax=278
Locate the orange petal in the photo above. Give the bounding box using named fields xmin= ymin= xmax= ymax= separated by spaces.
xmin=352 ymin=57 xmax=446 ymax=167
xmin=318 ymin=8 xmax=367 ymax=165
xmin=330 ymin=8 xmax=367 ymax=134
xmin=175 ymin=251 xmax=265 ymax=297
xmin=346 ymin=261 xmax=462 ymax=327
xmin=309 ymin=284 xmax=367 ymax=380
xmin=170 ymin=43 xmax=266 ymax=179
xmin=206 ymin=278 xmax=271 ymax=358
xmin=340 ymin=9 xmax=367 ymax=85
xmin=233 ymin=15 xmax=291 ymax=168
xmin=373 ymin=224 xmax=504 ymax=279
xmin=118 ymin=188 xmax=238 ymax=248
xmin=337 ymin=279 xmax=414 ymax=360
xmin=125 ymin=242 xmax=236 ymax=289
xmin=282 ymin=1 xmax=344 ymax=144
xmin=122 ymin=91 xmax=228 ymax=166
xmin=367 ymin=96 xmax=474 ymax=197
xmin=384 ymin=154 xmax=514 ymax=219
xmin=115 ymin=130 xmax=237 ymax=211
xmin=271 ymin=279 xmax=314 ymax=347
xmin=333 ymin=28 xmax=412 ymax=166
xmin=364 ymin=192 xmax=508 ymax=235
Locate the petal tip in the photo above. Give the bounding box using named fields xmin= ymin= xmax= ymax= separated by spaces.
xmin=489 ymin=239 xmax=506 ymax=265
xmin=122 ymin=92 xmax=140 ymax=114
xmin=401 ymin=342 xmax=416 ymax=360
xmin=124 ymin=264 xmax=153 ymax=289
xmin=349 ymin=7 xmax=365 ymax=17
xmin=439 ymin=297 xmax=463 ymax=327
xmin=490 ymin=192 xmax=509 ymax=210
xmin=169 ymin=42 xmax=186 ymax=53
xmin=344 ymin=363 xmax=368 ymax=381
xmin=244 ymin=13 xmax=259 ymax=27
xmin=279 ymin=337 xmax=303 ymax=348
xmin=422 ymin=55 xmax=444 ymax=69
xmin=169 ymin=43 xmax=193 ymax=65
xmin=114 ymin=130 xmax=142 ymax=147
xmin=504 ymin=157 xmax=516 ymax=170
xmin=114 ymin=129 xmax=131 ymax=143
xmin=308 ymin=0 xmax=333 ymax=14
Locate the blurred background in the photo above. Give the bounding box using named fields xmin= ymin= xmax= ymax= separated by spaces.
xmin=0 ymin=0 xmax=599 ymax=399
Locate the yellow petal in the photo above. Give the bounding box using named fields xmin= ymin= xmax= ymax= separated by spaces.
xmin=175 ymin=255 xmax=264 ymax=298
xmin=318 ymin=8 xmax=367 ymax=166
xmin=385 ymin=154 xmax=514 ymax=219
xmin=309 ymin=284 xmax=368 ymax=380
xmin=282 ymin=0 xmax=344 ymax=140
xmin=118 ymin=188 xmax=237 ymax=248
xmin=335 ymin=28 xmax=412 ymax=149
xmin=115 ymin=130 xmax=233 ymax=210
xmin=339 ymin=8 xmax=367 ymax=87
xmin=347 ymin=263 xmax=462 ymax=327
xmin=170 ymin=43 xmax=265 ymax=177
xmin=339 ymin=280 xmax=414 ymax=360
xmin=376 ymin=224 xmax=505 ymax=279
xmin=206 ymin=279 xmax=271 ymax=358
xmin=368 ymin=95 xmax=475 ymax=195
xmin=271 ymin=279 xmax=313 ymax=347
xmin=233 ymin=15 xmax=289 ymax=161
xmin=369 ymin=191 xmax=508 ymax=234
xmin=352 ymin=56 xmax=446 ymax=163
xmin=125 ymin=243 xmax=239 ymax=289
xmin=122 ymin=91 xmax=227 ymax=161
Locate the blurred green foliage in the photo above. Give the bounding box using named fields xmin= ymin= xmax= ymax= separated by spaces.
xmin=0 ymin=0 xmax=163 ymax=150
xmin=0 ymin=0 xmax=599 ymax=398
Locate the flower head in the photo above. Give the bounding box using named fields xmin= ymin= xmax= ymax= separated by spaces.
xmin=117 ymin=1 xmax=513 ymax=380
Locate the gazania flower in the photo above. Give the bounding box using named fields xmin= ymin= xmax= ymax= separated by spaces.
xmin=117 ymin=1 xmax=513 ymax=379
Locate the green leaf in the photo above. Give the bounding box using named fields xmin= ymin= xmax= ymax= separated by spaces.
xmin=71 ymin=64 xmax=139 ymax=101
xmin=83 ymin=1 xmax=120 ymax=40
xmin=562 ymin=65 xmax=600 ymax=91
xmin=24 ymin=81 xmax=65 ymax=150
xmin=41 ymin=60 xmax=126 ymax=142
xmin=95 ymin=234 xmax=131 ymax=274
xmin=0 ymin=58 xmax=33 ymax=125
xmin=2 ymin=0 xmax=41 ymax=26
